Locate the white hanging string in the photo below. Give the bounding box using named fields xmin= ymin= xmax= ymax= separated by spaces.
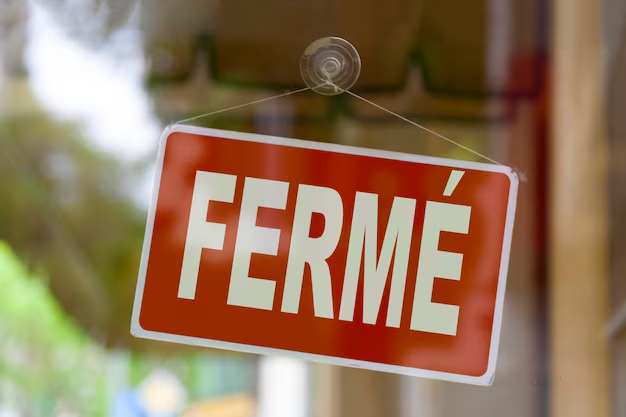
xmin=343 ymin=90 xmax=503 ymax=166
xmin=176 ymin=86 xmax=312 ymax=125
xmin=175 ymin=82 xmax=504 ymax=166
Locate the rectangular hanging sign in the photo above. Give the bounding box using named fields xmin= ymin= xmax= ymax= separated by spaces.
xmin=131 ymin=125 xmax=518 ymax=385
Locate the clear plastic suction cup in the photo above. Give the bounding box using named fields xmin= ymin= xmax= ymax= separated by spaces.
xmin=300 ymin=37 xmax=361 ymax=96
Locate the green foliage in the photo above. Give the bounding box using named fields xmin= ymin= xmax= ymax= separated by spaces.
xmin=0 ymin=242 xmax=255 ymax=415
xmin=0 ymin=112 xmax=146 ymax=345
xmin=0 ymin=241 xmax=109 ymax=416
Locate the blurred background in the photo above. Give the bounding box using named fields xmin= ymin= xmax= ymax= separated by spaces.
xmin=0 ymin=0 xmax=623 ymax=416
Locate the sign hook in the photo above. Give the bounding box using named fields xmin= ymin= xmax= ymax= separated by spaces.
xmin=300 ymin=37 xmax=361 ymax=96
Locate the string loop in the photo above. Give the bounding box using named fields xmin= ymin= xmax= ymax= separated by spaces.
xmin=175 ymin=82 xmax=505 ymax=166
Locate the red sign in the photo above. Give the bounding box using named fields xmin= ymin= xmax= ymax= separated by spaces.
xmin=131 ymin=125 xmax=518 ymax=385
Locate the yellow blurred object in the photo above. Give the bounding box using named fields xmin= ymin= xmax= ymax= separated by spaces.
xmin=180 ymin=394 xmax=256 ymax=417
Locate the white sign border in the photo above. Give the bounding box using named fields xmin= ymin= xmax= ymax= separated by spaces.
xmin=131 ymin=124 xmax=519 ymax=386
